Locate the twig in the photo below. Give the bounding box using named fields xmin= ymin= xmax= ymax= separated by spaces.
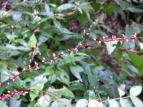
xmin=26 ymin=88 xmax=59 ymax=99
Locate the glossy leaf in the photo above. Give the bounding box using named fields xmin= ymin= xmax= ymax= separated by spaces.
xmin=120 ymin=99 xmax=133 ymax=107
xmin=70 ymin=65 xmax=84 ymax=82
xmin=48 ymin=86 xmax=74 ymax=98
xmin=37 ymin=95 xmax=51 ymax=107
xmin=75 ymin=99 xmax=88 ymax=107
xmin=44 ymin=2 xmax=53 ymax=16
xmin=130 ymin=86 xmax=142 ymax=96
xmin=51 ymin=99 xmax=72 ymax=107
xmin=57 ymin=3 xmax=75 ymax=10
xmin=105 ymin=40 xmax=118 ymax=55
xmin=28 ymin=34 xmax=37 ymax=48
xmin=108 ymin=99 xmax=119 ymax=107
xmin=88 ymin=99 xmax=103 ymax=107
xmin=130 ymin=96 xmax=143 ymax=107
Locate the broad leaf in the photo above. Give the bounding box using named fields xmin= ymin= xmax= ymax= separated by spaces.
xmin=57 ymin=3 xmax=75 ymax=10
xmin=130 ymin=96 xmax=143 ymax=107
xmin=105 ymin=40 xmax=118 ymax=55
xmin=108 ymin=99 xmax=119 ymax=107
xmin=75 ymin=99 xmax=88 ymax=107
xmin=120 ymin=99 xmax=133 ymax=107
xmin=44 ymin=2 xmax=53 ymax=16
xmin=37 ymin=95 xmax=51 ymax=107
xmin=128 ymin=7 xmax=143 ymax=12
xmin=51 ymin=99 xmax=72 ymax=107
xmin=70 ymin=65 xmax=84 ymax=82
xmin=130 ymin=86 xmax=142 ymax=96
xmin=28 ymin=34 xmax=37 ymax=48
xmin=48 ymin=86 xmax=74 ymax=98
xmin=88 ymin=99 xmax=103 ymax=107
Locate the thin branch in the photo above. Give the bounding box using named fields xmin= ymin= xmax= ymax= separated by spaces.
xmin=26 ymin=88 xmax=59 ymax=99
xmin=100 ymin=95 xmax=130 ymax=103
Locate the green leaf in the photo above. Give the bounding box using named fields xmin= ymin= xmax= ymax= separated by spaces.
xmin=130 ymin=96 xmax=143 ymax=107
xmin=108 ymin=99 xmax=119 ymax=107
xmin=51 ymin=99 xmax=72 ymax=107
xmin=30 ymin=84 xmax=44 ymax=101
xmin=0 ymin=101 xmax=8 ymax=107
xmin=120 ymin=99 xmax=133 ymax=107
xmin=128 ymin=7 xmax=143 ymax=12
xmin=37 ymin=95 xmax=51 ymax=107
xmin=10 ymin=11 xmax=22 ymax=20
xmin=0 ymin=11 xmax=12 ymax=20
xmin=10 ymin=96 xmax=21 ymax=107
xmin=128 ymin=52 xmax=143 ymax=75
xmin=28 ymin=34 xmax=37 ymax=48
xmin=75 ymin=99 xmax=88 ymax=107
xmin=70 ymin=65 xmax=84 ymax=82
xmin=88 ymin=99 xmax=103 ymax=107
xmin=0 ymin=65 xmax=11 ymax=82
xmin=44 ymin=2 xmax=53 ymax=16
xmin=46 ymin=67 xmax=55 ymax=75
xmin=130 ymin=86 xmax=142 ymax=96
xmin=48 ymin=86 xmax=74 ymax=98
xmin=57 ymin=3 xmax=75 ymax=10
xmin=30 ymin=73 xmax=48 ymax=87
xmin=85 ymin=65 xmax=97 ymax=88
xmin=105 ymin=40 xmax=118 ymax=55
xmin=128 ymin=65 xmax=138 ymax=74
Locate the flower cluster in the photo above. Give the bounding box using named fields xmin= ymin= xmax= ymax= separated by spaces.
xmin=0 ymin=89 xmax=28 ymax=100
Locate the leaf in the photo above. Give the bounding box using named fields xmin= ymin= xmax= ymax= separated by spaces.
xmin=130 ymin=86 xmax=142 ymax=96
xmin=128 ymin=7 xmax=143 ymax=12
xmin=128 ymin=65 xmax=138 ymax=73
xmin=120 ymin=99 xmax=133 ymax=107
xmin=30 ymin=73 xmax=48 ymax=87
xmin=28 ymin=34 xmax=37 ymax=48
xmin=108 ymin=99 xmax=119 ymax=107
xmin=44 ymin=2 xmax=53 ymax=16
xmin=37 ymin=95 xmax=51 ymax=107
xmin=46 ymin=67 xmax=55 ymax=75
xmin=130 ymin=96 xmax=143 ymax=107
xmin=0 ymin=101 xmax=8 ymax=107
xmin=10 ymin=96 xmax=21 ymax=107
xmin=85 ymin=65 xmax=97 ymax=88
xmin=0 ymin=11 xmax=12 ymax=20
xmin=57 ymin=3 xmax=75 ymax=10
xmin=48 ymin=86 xmax=74 ymax=98
xmin=75 ymin=99 xmax=88 ymax=107
xmin=0 ymin=65 xmax=11 ymax=82
xmin=70 ymin=65 xmax=84 ymax=82
xmin=11 ymin=11 xmax=22 ymax=20
xmin=9 ymin=95 xmax=21 ymax=107
xmin=105 ymin=40 xmax=118 ymax=55
xmin=51 ymin=99 xmax=72 ymax=107
xmin=30 ymin=84 xmax=44 ymax=101
xmin=88 ymin=99 xmax=103 ymax=107
xmin=128 ymin=52 xmax=143 ymax=75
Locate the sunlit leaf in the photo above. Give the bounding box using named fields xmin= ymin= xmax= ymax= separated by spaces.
xmin=108 ymin=99 xmax=119 ymax=107
xmin=70 ymin=65 xmax=84 ymax=82
xmin=130 ymin=96 xmax=143 ymax=107
xmin=88 ymin=99 xmax=103 ymax=107
xmin=57 ymin=3 xmax=75 ymax=10
xmin=28 ymin=34 xmax=37 ymax=48
xmin=120 ymin=99 xmax=133 ymax=107
xmin=75 ymin=99 xmax=88 ymax=107
xmin=130 ymin=86 xmax=142 ymax=96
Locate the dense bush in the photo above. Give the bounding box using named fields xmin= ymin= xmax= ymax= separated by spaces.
xmin=0 ymin=0 xmax=143 ymax=106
